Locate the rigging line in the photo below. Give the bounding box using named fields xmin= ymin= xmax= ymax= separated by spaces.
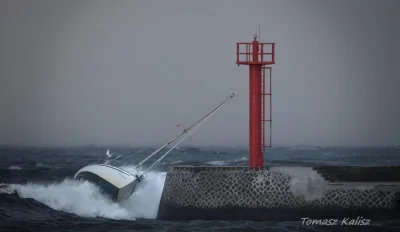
xmin=143 ymin=109 xmax=218 ymax=174
xmin=118 ymin=147 xmax=149 ymax=162
xmin=103 ymin=148 xmax=149 ymax=167
xmin=135 ymin=92 xmax=236 ymax=168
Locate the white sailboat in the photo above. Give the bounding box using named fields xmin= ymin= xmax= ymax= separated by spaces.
xmin=74 ymin=91 xmax=236 ymax=202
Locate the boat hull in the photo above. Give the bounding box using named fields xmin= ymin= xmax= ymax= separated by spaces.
xmin=74 ymin=164 xmax=140 ymax=201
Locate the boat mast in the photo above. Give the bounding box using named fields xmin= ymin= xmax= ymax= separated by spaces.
xmin=135 ymin=91 xmax=237 ymax=168
xmin=144 ymin=106 xmax=219 ymax=173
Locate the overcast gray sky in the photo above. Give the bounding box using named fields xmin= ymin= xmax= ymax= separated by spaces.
xmin=0 ymin=0 xmax=399 ymax=147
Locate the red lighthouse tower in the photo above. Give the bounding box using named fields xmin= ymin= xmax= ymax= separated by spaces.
xmin=236 ymin=34 xmax=275 ymax=167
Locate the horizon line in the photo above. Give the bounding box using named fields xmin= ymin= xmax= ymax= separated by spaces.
xmin=0 ymin=144 xmax=398 ymax=148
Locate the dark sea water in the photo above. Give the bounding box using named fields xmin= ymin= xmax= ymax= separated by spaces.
xmin=1 ymin=145 xmax=400 ymax=231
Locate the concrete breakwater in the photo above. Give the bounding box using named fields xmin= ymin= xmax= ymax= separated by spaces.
xmin=157 ymin=166 xmax=400 ymax=221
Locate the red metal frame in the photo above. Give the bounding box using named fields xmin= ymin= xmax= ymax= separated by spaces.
xmin=236 ymin=35 xmax=275 ymax=167
xmin=236 ymin=42 xmax=275 ymax=65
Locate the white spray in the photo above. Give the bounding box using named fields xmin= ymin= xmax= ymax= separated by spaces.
xmin=6 ymin=168 xmax=166 ymax=221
